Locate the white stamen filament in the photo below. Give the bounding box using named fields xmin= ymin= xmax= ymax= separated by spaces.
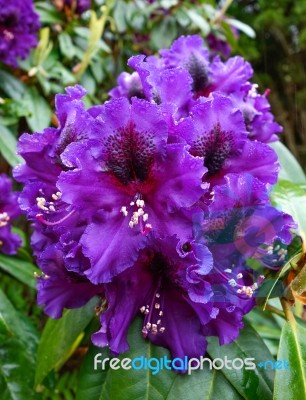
xmin=121 ymin=197 xmax=152 ymax=235
xmin=0 ymin=212 xmax=10 ymax=227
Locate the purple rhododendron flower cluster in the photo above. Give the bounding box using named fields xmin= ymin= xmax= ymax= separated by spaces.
xmin=14 ymin=35 xmax=295 ymax=360
xmin=0 ymin=174 xmax=21 ymax=254
xmin=111 ymin=35 xmax=282 ymax=143
xmin=0 ymin=0 xmax=40 ymax=67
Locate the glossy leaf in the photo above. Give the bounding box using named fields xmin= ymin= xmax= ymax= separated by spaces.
xmin=59 ymin=32 xmax=76 ymax=59
xmin=0 ymin=125 xmax=22 ymax=167
xmin=76 ymin=317 xmax=273 ymax=400
xmin=270 ymin=142 xmax=306 ymax=184
xmin=151 ymin=17 xmax=178 ymax=50
xmin=0 ymin=254 xmax=39 ymax=289
xmin=186 ymin=9 xmax=210 ymax=35
xmin=35 ymin=2 xmax=64 ymax=24
xmin=262 ymin=252 xmax=302 ymax=309
xmin=271 ymin=180 xmax=306 ymax=235
xmin=35 ymin=298 xmax=97 ymax=386
xmin=0 ymin=290 xmax=39 ymax=400
xmin=24 ymin=87 xmax=52 ymax=132
xmin=273 ymin=318 xmax=306 ymax=400
xmin=207 ymin=321 xmax=274 ymax=399
xmin=227 ymin=18 xmax=256 ymax=38
xmin=0 ymin=71 xmax=26 ymax=101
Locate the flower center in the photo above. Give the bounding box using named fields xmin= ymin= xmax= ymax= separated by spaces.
xmin=187 ymin=54 xmax=208 ymax=93
xmin=190 ymin=123 xmax=234 ymax=175
xmin=0 ymin=11 xmax=18 ymax=29
xmin=103 ymin=124 xmax=156 ymax=186
xmin=120 ymin=195 xmax=152 ymax=235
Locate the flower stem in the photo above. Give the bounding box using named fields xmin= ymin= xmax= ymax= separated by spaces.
xmin=264 ymin=303 xmax=286 ymax=319
xmin=280 ymin=297 xmax=295 ymax=323
xmin=74 ymin=0 xmax=114 ymax=80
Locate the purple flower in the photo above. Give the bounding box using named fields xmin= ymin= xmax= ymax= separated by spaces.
xmin=207 ymin=32 xmax=232 ymax=58
xmin=207 ymin=56 xmax=253 ymax=95
xmin=0 ymin=174 xmax=21 ymax=255
xmin=128 ymin=56 xmax=194 ymax=118
xmin=14 ymin=86 xmax=96 ymax=268
xmin=175 ymin=94 xmax=280 ymax=186
xmin=36 ymin=244 xmax=103 ymax=318
xmin=14 ymin=33 xmax=295 ymax=362
xmin=0 ymin=0 xmax=40 ymax=67
xmin=159 ymin=35 xmax=210 ymax=93
xmin=109 ymin=72 xmax=145 ymax=101
xmin=111 ymin=35 xmax=282 ymax=143
xmin=92 ymin=236 xmax=254 ymax=358
xmin=58 ymin=97 xmax=207 ymax=283
xmin=194 ymin=174 xmax=296 ymax=269
xmin=253 ymin=241 xmax=288 ymax=270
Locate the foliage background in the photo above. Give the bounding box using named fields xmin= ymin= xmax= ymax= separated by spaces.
xmin=0 ymin=1 xmax=306 ymax=399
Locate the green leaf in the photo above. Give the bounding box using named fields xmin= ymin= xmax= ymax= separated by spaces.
xmin=261 ymin=252 xmax=302 ymax=309
xmin=0 ymin=289 xmax=40 ymax=400
xmin=59 ymin=32 xmax=76 ymax=60
xmin=35 ymin=298 xmax=97 ymax=386
xmin=74 ymin=3 xmax=114 ymax=80
xmin=186 ymin=9 xmax=210 ymax=35
xmin=246 ymin=308 xmax=282 ymax=341
xmin=0 ymin=125 xmax=22 ymax=166
xmin=271 ymin=180 xmax=306 ymax=235
xmin=0 ymin=254 xmax=39 ymax=289
xmin=0 ymin=98 xmax=29 ymax=125
xmin=207 ymin=321 xmax=274 ymax=399
xmin=23 ymin=87 xmax=51 ymax=132
xmin=176 ymin=9 xmax=191 ymax=28
xmin=76 ymin=318 xmax=273 ymax=400
xmin=226 ymin=18 xmax=256 ymax=38
xmin=33 ymin=28 xmax=53 ymax=67
xmin=273 ymin=318 xmax=306 ymax=400
xmin=35 ymin=2 xmax=64 ymax=24
xmin=0 ymin=71 xmax=26 ymax=101
xmin=113 ymin=0 xmax=128 ymax=32
xmin=151 ymin=17 xmax=178 ymax=51
xmin=270 ymin=142 xmax=306 ymax=184
xmin=77 ymin=344 xmax=243 ymax=400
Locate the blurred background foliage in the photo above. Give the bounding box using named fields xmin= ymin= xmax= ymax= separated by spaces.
xmin=230 ymin=0 xmax=306 ymax=170
xmin=0 ymin=1 xmax=306 ymax=399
